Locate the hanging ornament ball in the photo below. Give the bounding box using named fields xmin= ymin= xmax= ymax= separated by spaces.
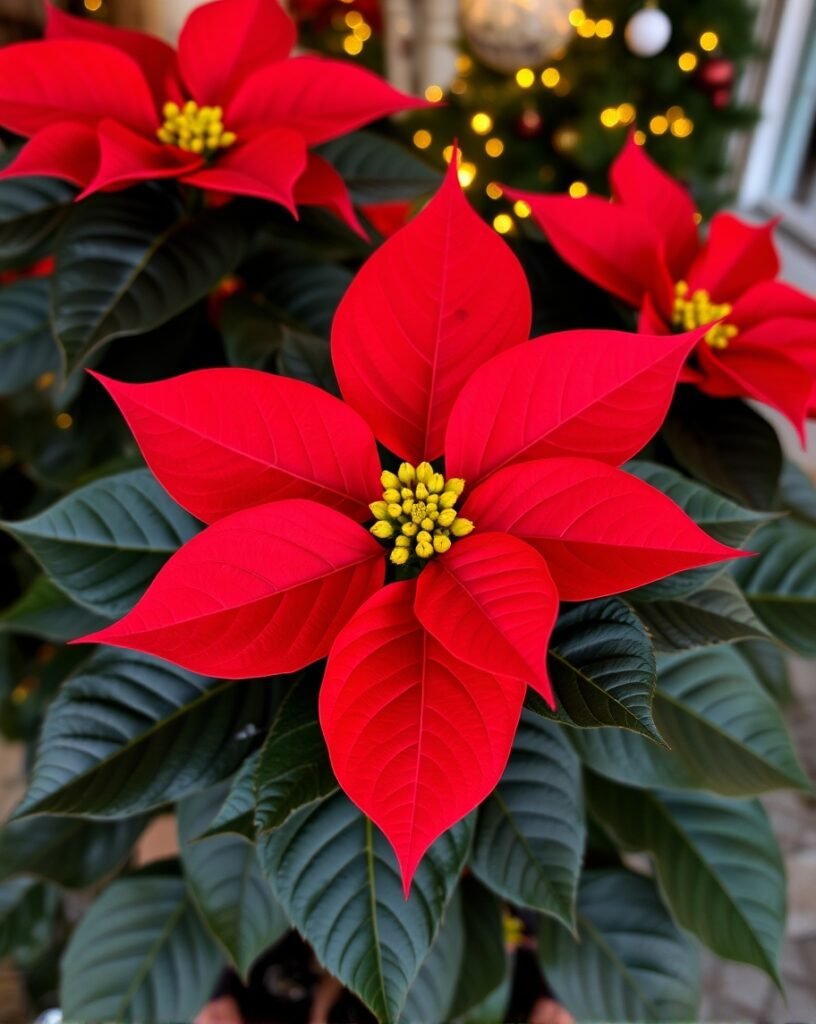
xmin=624 ymin=5 xmax=672 ymax=57
xmin=460 ymin=0 xmax=577 ymax=75
xmin=696 ymin=57 xmax=736 ymax=91
xmin=515 ymin=108 xmax=544 ymax=138
xmin=710 ymin=87 xmax=732 ymax=110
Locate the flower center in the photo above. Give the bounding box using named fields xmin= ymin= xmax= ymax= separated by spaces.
xmin=369 ymin=461 xmax=474 ymax=566
xmin=157 ymin=101 xmax=237 ymax=155
xmin=672 ymin=280 xmax=738 ymax=350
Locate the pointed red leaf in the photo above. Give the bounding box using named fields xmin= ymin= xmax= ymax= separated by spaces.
xmin=462 ymin=458 xmax=742 ymax=601
xmin=294 ymin=153 xmax=366 ymax=238
xmin=320 ymin=581 xmax=525 ymax=894
xmin=610 ymin=137 xmax=700 ymax=279
xmin=0 ymin=122 xmax=98 ymax=187
xmin=732 ymin=280 xmax=816 ymax=329
xmin=415 ymin=533 xmax=558 ymax=706
xmin=178 ymin=0 xmax=297 ymax=105
xmin=445 ymin=328 xmax=704 ymax=486
xmin=332 ymin=159 xmax=532 ymax=462
xmin=227 ymin=55 xmax=425 ymax=145
xmin=93 ymin=370 xmax=381 ymax=524
xmin=505 ymin=189 xmax=673 ymax=310
xmin=688 ymin=213 xmax=780 ymax=302
xmin=76 ymin=499 xmax=384 ymax=678
xmin=0 ymin=40 xmax=157 ymax=137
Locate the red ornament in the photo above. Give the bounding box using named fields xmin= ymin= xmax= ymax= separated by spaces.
xmin=516 ymin=108 xmax=544 ymax=138
xmin=696 ymin=57 xmax=735 ymax=107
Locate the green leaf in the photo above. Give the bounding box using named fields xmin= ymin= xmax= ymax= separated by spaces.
xmin=178 ymin=787 xmax=288 ymax=979
xmin=448 ymin=878 xmax=507 ymax=1020
xmin=277 ymin=328 xmax=338 ymax=393
xmin=0 ymin=160 xmax=74 ymax=267
xmin=203 ymin=750 xmax=260 ymax=840
xmin=318 ymin=131 xmax=441 ymax=204
xmin=0 ymin=279 xmax=60 ymax=396
xmin=538 ymin=868 xmax=700 ymax=1023
xmin=535 ymin=598 xmax=659 ymax=740
xmin=662 ymin=389 xmax=782 ymax=510
xmin=259 ymin=790 xmax=471 ymax=1023
xmin=51 ymin=188 xmax=246 ymax=371
xmin=736 ymin=639 xmax=792 ymax=704
xmin=0 ymin=879 xmax=59 ymax=960
xmin=15 ymin=648 xmax=272 ymax=818
xmin=733 ymin=517 xmax=816 ymax=654
xmin=61 ymin=867 xmax=223 ymax=1022
xmin=400 ymin=887 xmax=464 ymax=1024
xmin=631 ymin=573 xmax=770 ymax=651
xmin=261 ymin=260 xmax=352 ymax=339
xmin=587 ymin=777 xmax=786 ymax=983
xmin=626 ymin=460 xmax=772 ymax=599
xmin=470 ymin=712 xmax=583 ymax=926
xmin=254 ymin=675 xmax=336 ymax=834
xmin=0 ymin=575 xmax=109 ymax=642
xmin=777 ymin=459 xmax=816 ymax=524
xmin=2 ymin=468 xmax=200 ymax=616
xmin=0 ymin=814 xmax=146 ymax=889
xmin=572 ymin=646 xmax=809 ymax=795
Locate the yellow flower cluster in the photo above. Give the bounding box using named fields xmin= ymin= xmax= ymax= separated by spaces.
xmin=157 ymin=100 xmax=236 ymax=155
xmin=369 ymin=462 xmax=474 ymax=566
xmin=672 ymin=280 xmax=738 ymax=350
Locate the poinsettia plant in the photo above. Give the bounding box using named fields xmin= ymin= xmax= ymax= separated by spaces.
xmin=0 ymin=6 xmax=813 ymax=1024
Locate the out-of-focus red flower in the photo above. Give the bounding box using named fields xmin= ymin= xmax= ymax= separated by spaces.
xmin=361 ymin=199 xmax=412 ymax=237
xmin=0 ymin=255 xmax=55 ymax=286
xmin=508 ymin=138 xmax=816 ymax=437
xmin=0 ymin=0 xmax=421 ymax=232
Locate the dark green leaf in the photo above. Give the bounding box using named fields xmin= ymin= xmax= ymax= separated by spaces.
xmin=261 ymin=261 xmax=352 ymax=338
xmin=277 ymin=328 xmax=338 ymax=393
xmin=733 ymin=517 xmax=816 ymax=654
xmin=0 ymin=575 xmax=109 ymax=642
xmin=259 ymin=790 xmax=471 ymax=1023
xmin=631 ymin=573 xmax=770 ymax=650
xmin=2 ymin=468 xmax=200 ymax=616
xmin=0 ymin=161 xmax=74 ymax=267
xmin=52 ymin=188 xmax=246 ymax=371
xmin=254 ymin=676 xmax=336 ymax=834
xmin=538 ymin=869 xmax=700 ymax=1022
xmin=61 ymin=868 xmax=223 ymax=1022
xmin=319 ymin=131 xmax=440 ymax=204
xmin=400 ymin=887 xmax=464 ymax=1024
xmin=626 ymin=460 xmax=772 ymax=599
xmin=777 ymin=459 xmax=816 ymax=524
xmin=572 ymin=646 xmax=809 ymax=795
xmin=178 ymin=787 xmax=288 ymax=979
xmin=587 ymin=777 xmax=785 ymax=983
xmin=736 ymin=639 xmax=792 ymax=704
xmin=0 ymin=815 xmax=145 ymax=889
xmin=16 ymin=648 xmax=272 ymax=818
xmin=662 ymin=390 xmax=782 ymax=510
xmin=203 ymin=750 xmax=260 ymax=840
xmin=448 ymin=878 xmax=507 ymax=1020
xmin=536 ymin=598 xmax=659 ymax=740
xmin=0 ymin=879 xmax=59 ymax=960
xmin=0 ymin=279 xmax=60 ymax=396
xmin=470 ymin=712 xmax=583 ymax=925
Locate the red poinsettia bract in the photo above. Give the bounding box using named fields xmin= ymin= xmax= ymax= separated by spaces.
xmin=0 ymin=0 xmax=422 ymax=230
xmin=507 ymin=138 xmax=816 ymax=435
xmin=76 ymin=160 xmax=740 ymax=892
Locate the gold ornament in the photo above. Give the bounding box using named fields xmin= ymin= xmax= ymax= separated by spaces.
xmin=460 ymin=0 xmax=576 ymax=75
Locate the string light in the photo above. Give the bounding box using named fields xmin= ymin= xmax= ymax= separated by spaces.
xmin=413 ymin=129 xmax=432 ymax=149
xmin=493 ymin=214 xmax=514 ymax=234
xmin=343 ymin=35 xmax=363 ymax=55
xmin=513 ymin=200 xmax=532 ymax=218
xmin=84 ymin=0 xmax=102 ymax=9
xmin=577 ymin=18 xmax=596 ymax=37
xmin=344 ymin=10 xmax=363 ymax=27
xmin=634 ymin=129 xmax=647 ymax=145
xmin=442 ymin=144 xmax=456 ymax=163
xmin=458 ymin=162 xmax=477 ymax=187
xmin=425 ymin=84 xmax=444 ymax=102
xmin=471 ymin=112 xmax=493 ymax=135
xmin=678 ymin=52 xmax=698 ymax=72
xmin=455 ymin=54 xmax=474 ymax=75
xmin=450 ymin=79 xmax=468 ymax=95
xmin=569 ymin=181 xmax=588 ymax=198
xmin=671 ymin=117 xmax=694 ymax=137
xmin=541 ymin=67 xmax=561 ymax=88
xmin=485 ymin=138 xmax=504 ymax=157
xmin=354 ymin=22 xmax=372 ymax=41
xmin=486 ymin=182 xmax=503 ymax=199
xmin=55 ymin=413 xmax=73 ymax=430
xmin=36 ymin=371 xmax=56 ymax=391
xmin=700 ymin=31 xmax=719 ymax=51
xmin=568 ymin=9 xmax=585 ymax=27
xmin=617 ymin=102 xmax=636 ymax=125
xmin=515 ymin=68 xmax=535 ymax=88
xmin=595 ymin=18 xmax=614 ymax=37
xmin=600 ymin=107 xmax=620 ymax=128
xmin=649 ymin=114 xmax=669 ymax=134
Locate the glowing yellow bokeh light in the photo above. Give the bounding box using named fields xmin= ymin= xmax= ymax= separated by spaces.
xmin=666 ymin=105 xmax=685 ymax=122
xmin=343 ymin=35 xmax=363 ymax=55
xmin=678 ymin=51 xmax=698 ymax=72
xmin=425 ymin=84 xmax=444 ymax=102
xmin=595 ymin=18 xmax=614 ymax=38
xmin=633 ymin=129 xmax=647 ymax=146
xmin=55 ymin=413 xmax=73 ymax=430
xmin=354 ymin=22 xmax=372 ymax=40
xmin=617 ymin=102 xmax=636 ymax=125
xmin=541 ymin=67 xmax=561 ymax=88
xmin=577 ymin=18 xmax=596 ymax=37
xmin=671 ymin=117 xmax=694 ymax=138
xmin=486 ymin=182 xmax=503 ymax=200
xmin=600 ymin=107 xmax=620 ymax=128
xmin=700 ymin=31 xmax=719 ymax=51
xmin=471 ymin=112 xmax=493 ymax=134
xmin=84 ymin=0 xmax=102 ymax=9
xmin=455 ymin=54 xmax=473 ymax=74
xmin=649 ymin=115 xmax=669 ymax=135
xmin=413 ymin=129 xmax=432 ymax=150
xmin=569 ymin=181 xmax=588 ymax=198
xmin=513 ymin=200 xmax=532 ymax=218
xmin=485 ymin=137 xmax=505 ymax=157
xmin=458 ymin=162 xmax=477 ymax=187
xmin=568 ymin=8 xmax=585 ymax=27
xmin=493 ymin=214 xmax=514 ymax=234
xmin=344 ymin=10 xmax=363 ymax=27
xmin=442 ymin=144 xmax=456 ymax=163
xmin=515 ymin=68 xmax=535 ymax=88
xmin=450 ymin=78 xmax=468 ymax=95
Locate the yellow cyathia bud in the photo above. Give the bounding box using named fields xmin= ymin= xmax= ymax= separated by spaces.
xmin=401 ymin=488 xmax=414 ymax=499
xmin=370 ymin=521 xmax=394 ymax=539
xmin=445 ymin=478 xmax=465 ymax=496
xmin=401 ymin=522 xmax=418 ymax=537
xmin=415 ymin=483 xmax=429 ymax=501
xmin=428 ymin=509 xmax=439 ymax=521
xmin=387 ymin=503 xmax=403 ymax=518
xmin=451 ymin=517 xmax=475 ymax=537
xmin=428 ymin=473 xmax=445 ymax=493
xmin=426 ymin=493 xmax=439 ymax=506
xmin=381 ymin=470 xmax=400 ymax=490
xmin=417 ymin=530 xmax=432 ymax=544
xmin=370 ymin=501 xmax=389 ymax=520
xmin=421 ymin=517 xmax=434 ymax=531
xmin=416 ymin=461 xmax=434 ymax=484
xmin=163 ymin=101 xmax=180 ymax=118
xmin=398 ymin=462 xmax=416 ymax=485
xmin=383 ymin=488 xmax=401 ymax=503
xmin=390 ymin=547 xmax=410 ymax=565
xmin=437 ymin=508 xmax=457 ymax=528
xmin=433 ymin=534 xmax=452 ymax=553
xmin=439 ymin=491 xmax=458 ymax=509
xmin=220 ymin=131 xmax=237 ymax=147
xmin=416 ymin=541 xmax=434 ymax=558
xmin=403 ymin=499 xmax=414 ymax=513
xmin=395 ymin=535 xmax=411 ymax=548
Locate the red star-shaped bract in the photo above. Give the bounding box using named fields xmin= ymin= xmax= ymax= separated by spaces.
xmin=0 ymin=0 xmax=423 ymax=231
xmin=75 ymin=157 xmax=741 ymax=893
xmin=507 ymin=138 xmax=816 ymax=437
